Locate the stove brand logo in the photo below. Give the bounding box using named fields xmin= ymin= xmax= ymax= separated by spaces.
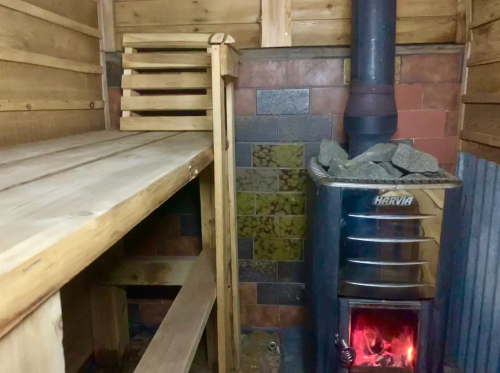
xmin=373 ymin=196 xmax=414 ymax=206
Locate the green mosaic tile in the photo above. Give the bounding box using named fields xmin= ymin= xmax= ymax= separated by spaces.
xmin=237 ymin=193 xmax=255 ymax=215
xmin=236 ymin=168 xmax=279 ymax=192
xmin=279 ymin=169 xmax=309 ymax=192
xmin=237 ymin=216 xmax=279 ymax=238
xmin=252 ymin=144 xmax=304 ymax=168
xmin=254 ymin=238 xmax=304 ymax=260
xmin=255 ymin=193 xmax=305 ymax=215
xmin=279 ymin=216 xmax=307 ymax=238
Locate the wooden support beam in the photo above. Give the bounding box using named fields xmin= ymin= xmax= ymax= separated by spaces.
xmin=220 ymin=45 xmax=240 ymax=78
xmin=90 ymin=286 xmax=129 ymax=367
xmin=98 ymin=0 xmax=117 ymax=52
xmin=133 ymin=249 xmax=216 ymax=373
xmin=96 ymin=256 xmax=196 ymax=286
xmin=261 ymin=0 xmax=292 ymax=47
xmin=0 ymin=292 xmax=65 ymax=373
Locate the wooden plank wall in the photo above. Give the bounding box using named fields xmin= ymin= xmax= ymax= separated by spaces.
xmin=459 ymin=0 xmax=500 ymax=161
xmin=0 ymin=0 xmax=105 ymax=146
xmin=111 ymin=0 xmax=465 ymax=49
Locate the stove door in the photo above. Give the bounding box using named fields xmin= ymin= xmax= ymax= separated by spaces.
xmin=338 ymin=188 xmax=445 ymax=299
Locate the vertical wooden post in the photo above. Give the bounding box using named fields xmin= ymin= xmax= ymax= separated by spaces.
xmin=90 ymin=286 xmax=129 ymax=367
xmin=98 ymin=0 xmax=117 ymax=52
xmin=0 ymin=292 xmax=65 ymax=373
xmin=225 ymin=79 xmax=241 ymax=369
xmin=261 ymin=0 xmax=292 ymax=47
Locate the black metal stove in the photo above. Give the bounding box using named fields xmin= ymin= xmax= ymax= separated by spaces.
xmin=307 ymin=159 xmax=462 ymax=373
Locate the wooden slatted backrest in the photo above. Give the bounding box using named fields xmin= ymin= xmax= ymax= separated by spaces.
xmin=120 ymin=33 xmax=237 ymax=132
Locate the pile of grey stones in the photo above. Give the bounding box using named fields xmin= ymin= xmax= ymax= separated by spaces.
xmin=317 ymin=140 xmax=443 ymax=179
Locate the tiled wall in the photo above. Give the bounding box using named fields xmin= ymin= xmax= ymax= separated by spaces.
xmin=106 ymin=47 xmax=463 ymax=329
xmin=234 ymin=49 xmax=462 ymax=328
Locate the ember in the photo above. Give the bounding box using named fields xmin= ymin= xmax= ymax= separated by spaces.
xmin=350 ymin=310 xmax=417 ymax=369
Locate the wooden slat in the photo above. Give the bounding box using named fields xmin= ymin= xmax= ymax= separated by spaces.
xmin=0 ymin=132 xmax=175 ymax=192
xmin=120 ymin=116 xmax=212 ymax=131
xmin=0 ymin=292 xmax=65 ymax=373
xmin=115 ymin=24 xmax=260 ymax=50
xmin=220 ymin=45 xmax=240 ymax=78
xmin=22 ymin=0 xmax=98 ymax=28
xmin=291 ymin=0 xmax=456 ymax=20
xmin=0 ymin=62 xmax=103 ymax=101
xmin=291 ymin=16 xmax=457 ymax=46
xmin=0 ymin=110 xmax=105 ymax=147
xmin=456 ymin=0 xmax=467 ymax=43
xmin=0 ymin=6 xmax=100 ymax=65
xmin=0 ymin=0 xmax=100 ymax=38
xmin=123 ymin=33 xmax=216 ymax=49
xmin=133 ymin=249 xmax=216 ymax=373
xmin=0 ymin=131 xmax=134 ymax=166
xmin=90 ymin=286 xmax=129 ymax=366
xmin=461 ymin=130 xmax=500 ymax=147
xmin=121 ymin=95 xmax=212 ymax=111
xmin=0 ymin=100 xmax=104 ymax=112
xmin=115 ymin=0 xmax=260 ymax=27
xmin=100 ymin=50 xmax=111 ymax=129
xmin=462 ymin=94 xmax=500 ymax=103
xmin=469 ymin=19 xmax=500 ymax=65
xmin=470 ymin=0 xmax=500 ymax=29
xmin=98 ymin=0 xmax=116 ymax=52
xmin=463 ymin=103 xmax=500 ymax=137
xmin=96 ymin=256 xmax=196 ymax=285
xmin=467 ymin=63 xmax=500 ymax=94
xmin=461 ymin=139 xmax=500 ymax=162
xmin=122 ymin=52 xmax=210 ymax=69
xmin=261 ymin=0 xmax=292 ymax=47
xmin=0 ymin=131 xmax=214 ymax=338
xmin=122 ymin=73 xmax=210 ymax=90
xmin=0 ymin=48 xmax=102 ymax=74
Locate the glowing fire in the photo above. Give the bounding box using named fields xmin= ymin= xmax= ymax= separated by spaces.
xmin=351 ymin=324 xmax=416 ymax=368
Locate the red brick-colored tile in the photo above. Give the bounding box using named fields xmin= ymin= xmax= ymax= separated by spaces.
xmin=235 ymin=88 xmax=256 ymax=115
xmin=445 ymin=111 xmax=459 ymax=136
xmin=279 ymin=306 xmax=307 ymax=327
xmin=240 ymin=282 xmax=257 ymax=305
xmin=440 ymin=163 xmax=456 ymax=175
xmin=413 ymin=137 xmax=458 ymax=164
xmin=287 ymin=59 xmax=343 ymax=87
xmin=157 ymin=236 xmax=201 ymax=256
xmin=108 ymin=88 xmax=121 ymax=130
xmin=332 ymin=115 xmax=346 ymax=142
xmin=137 ymin=299 xmax=174 ymax=324
xmin=310 ymin=87 xmax=349 ymax=115
xmin=401 ymin=54 xmax=462 ymax=83
xmin=395 ymin=84 xmax=423 ymax=111
xmin=423 ymin=83 xmax=460 ymax=110
xmin=236 ymin=60 xmax=287 ymax=88
xmin=240 ymin=305 xmax=280 ymax=327
xmin=393 ymin=111 xmax=446 ymax=139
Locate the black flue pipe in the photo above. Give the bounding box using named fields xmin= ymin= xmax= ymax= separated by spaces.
xmin=343 ymin=0 xmax=398 ymax=158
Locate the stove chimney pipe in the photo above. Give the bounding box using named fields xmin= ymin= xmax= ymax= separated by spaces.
xmin=343 ymin=0 xmax=398 ymax=158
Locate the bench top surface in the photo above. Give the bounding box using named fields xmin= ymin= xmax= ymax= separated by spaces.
xmin=0 ymin=130 xmax=213 ymax=338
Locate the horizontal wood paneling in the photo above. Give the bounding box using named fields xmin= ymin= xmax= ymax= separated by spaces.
xmin=0 ymin=6 xmax=100 ymax=65
xmin=292 ymin=16 xmax=457 ymax=46
xmin=0 ymin=61 xmax=103 ymax=101
xmin=0 ymin=100 xmax=104 ymax=111
xmin=467 ymin=63 xmax=500 ymax=94
xmin=462 ymin=104 xmax=500 ymax=137
xmin=470 ymin=0 xmax=500 ymax=28
xmin=114 ymin=0 xmax=261 ymax=27
xmin=0 ymin=110 xmax=105 ymax=146
xmin=24 ymin=0 xmax=98 ymax=27
xmin=460 ymin=139 xmax=500 ymax=163
xmin=469 ymin=19 xmax=500 ymax=65
xmin=291 ymin=0 xmax=457 ymax=20
xmin=115 ymin=24 xmax=260 ymax=49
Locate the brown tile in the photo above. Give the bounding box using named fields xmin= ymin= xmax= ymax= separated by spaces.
xmin=413 ymin=137 xmax=458 ymax=164
xmin=287 ymin=59 xmax=343 ymax=87
xmin=236 ymin=60 xmax=288 ymax=88
xmin=423 ymin=83 xmax=460 ymax=110
xmin=445 ymin=111 xmax=459 ymax=136
xmin=234 ymin=88 xmax=256 ymax=115
xmin=108 ymin=88 xmax=121 ymax=130
xmin=157 ymin=236 xmax=201 ymax=256
xmin=395 ymin=84 xmax=423 ymax=111
xmin=240 ymin=305 xmax=280 ymax=327
xmin=136 ymin=299 xmax=174 ymax=324
xmin=279 ymin=306 xmax=307 ymax=327
xmin=240 ymin=282 xmax=257 ymax=305
xmin=401 ymin=54 xmax=462 ymax=83
xmin=154 ymin=213 xmax=181 ymax=238
xmin=310 ymin=87 xmax=349 ymax=115
xmin=124 ymin=220 xmax=157 ymax=255
xmin=393 ymin=110 xmax=446 ymax=139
